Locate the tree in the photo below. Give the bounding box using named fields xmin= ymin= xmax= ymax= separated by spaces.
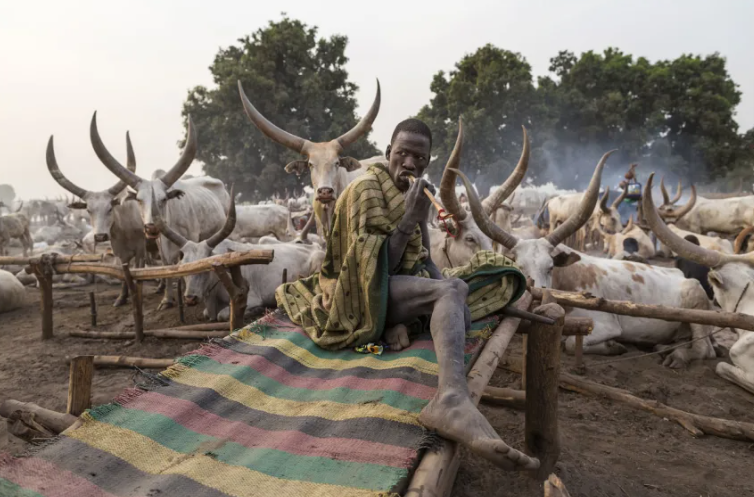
xmin=416 ymin=45 xmax=540 ymax=194
xmin=181 ymin=16 xmax=379 ymax=201
xmin=0 ymin=184 xmax=15 ymax=205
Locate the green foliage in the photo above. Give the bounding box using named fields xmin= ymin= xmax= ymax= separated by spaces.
xmin=181 ymin=16 xmax=379 ymax=201
xmin=418 ymin=46 xmax=750 ymax=191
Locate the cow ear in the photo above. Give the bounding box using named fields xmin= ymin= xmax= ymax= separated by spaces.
xmin=708 ymin=271 xmax=725 ymax=290
xmin=551 ymin=247 xmax=581 ymax=267
xmin=285 ymin=160 xmax=309 ymax=176
xmin=339 ymin=156 xmax=362 ymax=172
xmin=68 ymin=201 xmax=87 ymax=210
xmin=167 ymin=189 xmax=185 ymax=200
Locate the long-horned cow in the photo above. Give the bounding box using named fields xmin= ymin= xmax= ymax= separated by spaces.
xmin=429 ymin=124 xmax=529 ymax=269
xmin=90 ymin=112 xmax=229 ymax=309
xmin=46 ymin=133 xmax=146 ymax=306
xmin=152 ymin=190 xmax=323 ymax=321
xmin=0 ymin=204 xmax=32 ymax=257
xmin=237 ymin=80 xmax=380 ymax=232
xmin=455 ymin=154 xmax=718 ymax=365
xmin=644 ymin=174 xmax=754 ymax=394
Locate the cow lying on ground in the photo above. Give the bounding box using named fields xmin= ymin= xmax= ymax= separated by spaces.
xmin=153 ymin=190 xmax=324 ymax=322
xmin=603 ymin=216 xmax=655 ymax=260
xmin=454 ymin=154 xmax=719 ymax=367
xmin=0 ymin=269 xmax=26 ymax=313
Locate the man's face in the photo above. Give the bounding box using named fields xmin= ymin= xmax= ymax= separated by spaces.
xmin=387 ymin=131 xmax=431 ymax=192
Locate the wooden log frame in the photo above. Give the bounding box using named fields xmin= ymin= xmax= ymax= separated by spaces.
xmin=66 ymin=356 xmax=94 ymax=416
xmin=21 ymin=250 xmax=273 ymax=339
xmin=68 ymin=329 xmax=229 ymax=340
xmin=405 ymin=293 xmax=534 ymax=497
xmin=492 ymin=360 xmax=754 ymax=443
xmin=529 ymin=287 xmax=754 ymax=332
xmin=0 ymin=400 xmax=77 ymax=435
xmin=66 ymin=355 xmax=176 ymax=369
xmin=0 ymin=254 xmax=108 ymax=266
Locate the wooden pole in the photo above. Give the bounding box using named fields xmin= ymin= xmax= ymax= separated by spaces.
xmin=574 ymin=335 xmax=584 ymax=371
xmin=479 ymin=386 xmax=526 ymax=410
xmin=406 ymin=293 xmax=534 ymax=497
xmin=177 ymin=278 xmax=185 ymax=324
xmin=88 ymin=291 xmax=97 ymax=327
xmin=66 ymin=356 xmax=94 ymax=416
xmin=230 ymin=265 xmax=248 ymax=331
xmin=0 ymin=400 xmax=77 ymax=434
xmin=68 ymin=355 xmax=175 ymax=369
xmin=525 ymin=290 xmax=564 ymax=481
xmin=30 ymin=262 xmax=54 ymax=340
xmin=0 ymin=254 xmax=106 ymax=266
xmin=122 ymin=264 xmax=144 ymax=342
xmin=518 ymin=316 xmax=592 ymax=336
xmin=282 ymin=268 xmax=287 ymax=284
xmin=145 ymin=329 xmax=228 ymax=339
xmin=529 ymin=287 xmax=754 ymax=331
xmin=69 ymin=331 xmax=135 ymax=339
xmin=521 ymin=334 xmax=528 ymax=390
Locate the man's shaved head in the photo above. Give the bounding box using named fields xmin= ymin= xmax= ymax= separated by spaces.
xmin=391 ymin=119 xmax=432 ymax=149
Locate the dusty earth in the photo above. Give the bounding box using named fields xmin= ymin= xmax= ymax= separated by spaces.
xmin=1 ymin=262 xmax=754 ymax=497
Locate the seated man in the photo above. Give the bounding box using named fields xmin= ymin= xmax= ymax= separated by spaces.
xmin=277 ymin=118 xmax=536 ymax=471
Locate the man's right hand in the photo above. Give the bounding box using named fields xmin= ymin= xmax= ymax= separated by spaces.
xmin=403 ymin=177 xmax=435 ymax=226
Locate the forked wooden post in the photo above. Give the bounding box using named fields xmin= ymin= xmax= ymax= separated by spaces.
xmin=122 ymin=264 xmax=144 ymax=342
xmin=67 ymin=356 xmax=94 ymax=416
xmin=213 ymin=263 xmax=248 ymax=332
xmin=30 ymin=261 xmax=54 ymax=340
xmin=525 ymin=290 xmax=564 ymax=481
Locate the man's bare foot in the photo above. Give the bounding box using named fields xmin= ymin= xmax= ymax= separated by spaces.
xmin=385 ymin=324 xmax=410 ymax=351
xmin=419 ymin=390 xmax=539 ymax=471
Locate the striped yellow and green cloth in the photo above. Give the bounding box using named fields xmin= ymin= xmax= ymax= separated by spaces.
xmin=277 ymin=164 xmax=525 ymax=350
xmin=0 ymin=312 xmax=500 ymax=497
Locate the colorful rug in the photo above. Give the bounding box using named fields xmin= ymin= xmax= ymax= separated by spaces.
xmin=0 ymin=312 xmax=498 ymax=497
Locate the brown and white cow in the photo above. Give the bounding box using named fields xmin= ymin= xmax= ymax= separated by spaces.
xmin=455 ymin=157 xmax=717 ymax=366
xmin=644 ymin=173 xmax=754 ymax=393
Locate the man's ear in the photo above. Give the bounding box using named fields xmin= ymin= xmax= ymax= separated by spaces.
xmin=385 ymin=144 xmax=391 ymax=161
xmin=167 ymin=189 xmax=185 ymax=200
xmin=68 ymin=201 xmax=87 ymax=210
xmin=285 ymin=160 xmax=309 ymax=176
xmin=551 ymin=247 xmax=581 ymax=267
xmin=339 ymin=156 xmax=362 ymax=172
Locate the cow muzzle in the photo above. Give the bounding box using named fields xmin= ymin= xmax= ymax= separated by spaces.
xmin=94 ymin=233 xmax=109 ymax=243
xmin=144 ymin=224 xmax=160 ymax=239
xmin=316 ymin=187 xmax=335 ymax=203
xmin=184 ymin=295 xmax=198 ymax=306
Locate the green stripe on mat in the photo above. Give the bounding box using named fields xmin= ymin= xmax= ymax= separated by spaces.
xmin=90 ymin=407 xmax=407 ymax=490
xmin=0 ymin=479 xmax=46 ymax=497
xmin=178 ymin=355 xmax=429 ymax=413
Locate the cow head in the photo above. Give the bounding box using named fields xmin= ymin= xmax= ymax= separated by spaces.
xmin=657 ymin=182 xmax=696 ymax=225
xmin=643 ymin=173 xmax=754 ymax=322
xmin=152 ymin=187 xmax=236 ymax=307
xmin=46 ymin=133 xmax=136 ymax=243
xmin=237 ymin=80 xmax=380 ymax=205
xmin=454 ymin=150 xmax=616 ymax=287
xmin=434 ymin=122 xmax=530 ymax=267
xmin=89 ymin=112 xmax=196 ymax=239
xmin=657 ymin=177 xmax=683 ymax=216
xmin=594 ymin=186 xmax=627 ymax=234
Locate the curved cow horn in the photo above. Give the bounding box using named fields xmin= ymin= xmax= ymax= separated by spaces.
xmin=161 ymin=116 xmax=198 ymax=187
xmin=90 ymin=112 xmax=142 ymax=189
xmin=599 ymin=187 xmax=611 ymax=213
xmin=660 ymin=176 xmax=671 ymax=206
xmin=667 ymin=184 xmax=697 ymax=221
xmin=206 ymin=185 xmax=236 ymax=249
xmin=439 ymin=118 xmax=467 ymax=221
xmin=151 ymin=190 xmax=187 ymax=248
xmin=238 ymin=81 xmax=309 ymax=154
xmin=46 ymin=136 xmax=88 ymax=199
xmin=337 ymin=79 xmax=381 ymax=149
xmin=481 ymin=126 xmax=529 ymax=215
xmin=300 ymin=209 xmax=316 ymax=238
xmin=106 ymin=131 xmax=138 ymax=196
xmin=734 ymin=224 xmax=754 ymax=254
xmin=670 ymin=180 xmax=683 ymax=204
xmin=622 ymin=215 xmax=634 ymax=234
xmin=453 ymin=168 xmax=520 ymax=249
xmin=611 ymin=185 xmax=628 ymax=210
xmin=546 ymin=150 xmax=616 ymax=247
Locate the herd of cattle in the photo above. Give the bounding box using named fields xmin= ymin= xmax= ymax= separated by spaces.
xmin=1 ymin=80 xmax=754 ymax=400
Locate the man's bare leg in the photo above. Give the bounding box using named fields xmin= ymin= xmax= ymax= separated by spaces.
xmin=386 ymin=275 xmax=538 ymax=471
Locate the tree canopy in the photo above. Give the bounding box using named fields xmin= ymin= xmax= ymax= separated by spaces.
xmin=182 ymin=16 xmax=379 ymax=201
xmin=419 ymin=46 xmax=752 ymax=193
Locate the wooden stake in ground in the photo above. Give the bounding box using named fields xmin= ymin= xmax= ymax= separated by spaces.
xmin=525 ymin=291 xmax=565 ymax=481
xmin=122 ymin=263 xmax=144 ymax=342
xmin=88 ymin=291 xmax=97 ymax=327
xmin=212 ymin=263 xmax=248 ymax=332
xmin=177 ymin=278 xmax=185 ymax=324
xmin=66 ymin=356 xmax=94 ymax=416
xmin=29 ymin=261 xmax=54 ymax=339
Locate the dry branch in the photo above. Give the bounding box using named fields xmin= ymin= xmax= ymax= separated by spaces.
xmin=0 ymin=400 xmax=77 ymax=435
xmin=145 ymin=329 xmax=228 ymax=339
xmin=406 ymin=293 xmax=534 ymax=497
xmin=68 ymin=330 xmax=136 ymax=339
xmin=480 ymin=386 xmax=526 ymax=410
xmin=500 ymin=360 xmax=754 ymax=442
xmin=529 ymin=287 xmax=754 ymax=331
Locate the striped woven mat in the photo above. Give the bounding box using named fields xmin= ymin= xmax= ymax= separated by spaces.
xmin=0 ymin=312 xmax=498 ymax=497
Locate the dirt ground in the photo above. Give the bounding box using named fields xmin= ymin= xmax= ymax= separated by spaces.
xmin=2 ymin=272 xmax=754 ymax=497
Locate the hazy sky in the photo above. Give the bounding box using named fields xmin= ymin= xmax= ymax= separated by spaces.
xmin=1 ymin=0 xmax=752 ymax=199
